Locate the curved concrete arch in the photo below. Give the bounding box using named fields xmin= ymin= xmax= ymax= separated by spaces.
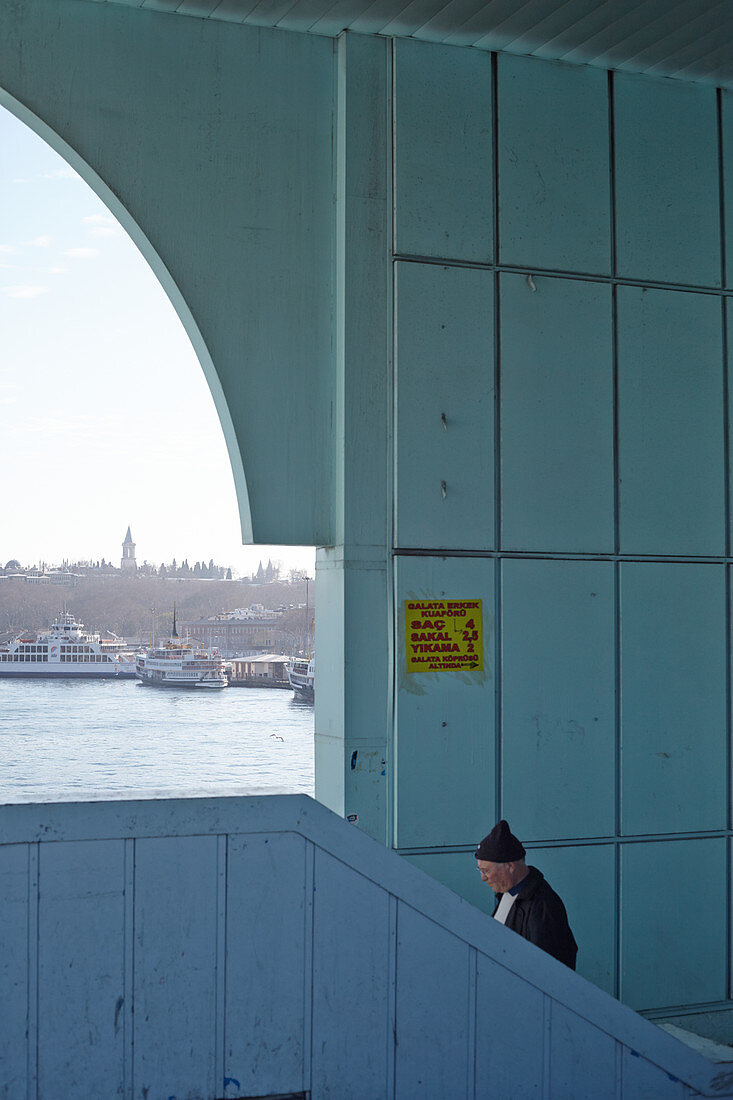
xmin=0 ymin=86 xmax=254 ymax=544
xmin=0 ymin=0 xmax=336 ymax=547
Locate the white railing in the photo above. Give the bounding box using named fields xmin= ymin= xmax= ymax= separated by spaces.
xmin=1 ymin=792 xmax=731 ymax=1099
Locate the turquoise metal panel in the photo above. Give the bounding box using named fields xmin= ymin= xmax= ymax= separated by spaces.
xmin=134 ymin=835 xmax=218 ymax=1099
xmin=729 ymin=301 xmax=733 ymax=550
xmin=315 ymin=549 xmax=391 ymax=841
xmin=405 ymin=851 xmax=488 ymax=912
xmin=726 ymin=836 xmax=730 ymax=1003
xmin=314 ymin=552 xmax=347 ymax=818
xmin=620 ymin=562 xmax=726 ymax=835
xmin=475 ymin=955 xmax=544 ymax=1097
xmin=395 ymin=904 xmax=470 ymax=1097
xmin=395 ymin=262 xmax=495 ymax=550
xmin=316 ymin=35 xmax=391 ymax=842
xmin=724 ymin=91 xmax=733 ymax=289
xmin=502 ymin=560 xmax=615 ymax=841
xmin=225 ymin=832 xmax=306 ymax=1097
xmin=528 ymin=844 xmax=615 ymax=996
xmin=614 ymin=74 xmax=720 ymax=287
xmin=341 ymin=567 xmax=389 ymax=817
xmin=621 ymin=838 xmax=727 ymax=1009
xmin=617 ymin=285 xmax=725 ymax=556
xmin=497 ymin=55 xmax=611 ymax=274
xmin=0 ymin=844 xmax=29 ymax=1098
xmin=38 ymin=840 xmax=125 ymax=1097
xmin=550 ymin=1003 xmax=617 ymax=1098
xmin=312 ymin=849 xmax=391 ymax=1095
xmin=500 ymin=274 xmax=614 ymax=552
xmin=395 ymin=554 xmax=495 ymax=848
xmin=394 ymin=40 xmax=492 ymax=262
xmin=337 ymin=33 xmax=392 ymax=551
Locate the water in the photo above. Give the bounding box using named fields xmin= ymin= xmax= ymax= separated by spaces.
xmin=0 ymin=678 xmax=314 ymax=803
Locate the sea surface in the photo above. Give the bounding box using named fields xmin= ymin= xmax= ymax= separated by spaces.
xmin=0 ymin=678 xmax=314 ymax=803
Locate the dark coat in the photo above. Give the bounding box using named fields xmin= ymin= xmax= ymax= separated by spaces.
xmin=492 ymin=865 xmax=578 ymax=970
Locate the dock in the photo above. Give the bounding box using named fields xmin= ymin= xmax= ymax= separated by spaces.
xmin=228 ymin=653 xmax=292 ymax=690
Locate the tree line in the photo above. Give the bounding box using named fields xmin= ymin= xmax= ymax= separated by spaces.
xmin=0 ymin=574 xmax=314 ymax=648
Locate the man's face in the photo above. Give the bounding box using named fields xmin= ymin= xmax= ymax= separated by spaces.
xmin=477 ymin=859 xmax=516 ymax=894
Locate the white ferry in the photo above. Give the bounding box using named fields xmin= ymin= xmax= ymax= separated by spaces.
xmin=0 ymin=611 xmax=137 ymax=678
xmin=136 ymin=612 xmax=227 ymax=689
xmin=287 ymin=654 xmax=314 ymax=702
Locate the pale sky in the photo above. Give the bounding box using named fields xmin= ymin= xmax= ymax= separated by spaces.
xmin=0 ymin=105 xmax=314 ymax=578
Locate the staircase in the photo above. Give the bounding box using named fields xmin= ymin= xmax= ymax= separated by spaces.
xmin=1 ymin=792 xmax=731 ymax=1098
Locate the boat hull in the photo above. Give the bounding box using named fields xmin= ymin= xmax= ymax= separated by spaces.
xmin=137 ymin=677 xmax=226 ymax=689
xmin=136 ymin=669 xmax=227 ymax=689
xmin=287 ymin=656 xmax=315 ymax=702
xmin=0 ymin=612 xmax=138 ymax=678
xmin=0 ymin=665 xmax=137 ymax=679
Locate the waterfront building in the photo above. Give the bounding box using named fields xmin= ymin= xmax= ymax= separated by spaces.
xmin=229 ymin=653 xmax=290 ymax=686
xmin=32 ymin=570 xmax=79 ymax=586
xmin=181 ymin=606 xmax=280 ymax=657
xmin=3 ymin=569 xmax=79 ymax=586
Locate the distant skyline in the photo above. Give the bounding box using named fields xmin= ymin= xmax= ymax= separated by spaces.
xmin=0 ymin=104 xmax=314 ymax=579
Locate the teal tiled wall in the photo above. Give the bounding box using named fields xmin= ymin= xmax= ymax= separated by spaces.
xmin=616 ymin=286 xmax=725 ymax=556
xmin=395 ymin=554 xmax=496 ymax=849
xmin=391 ymin=42 xmax=733 ymax=1013
xmin=499 ymin=273 xmax=614 ymax=551
xmin=614 ymin=75 xmax=721 ymax=288
xmin=497 ymin=55 xmax=611 ymax=274
xmin=394 ymin=261 xmax=495 ymax=550
xmin=620 ymin=839 xmax=728 ymax=1009
xmin=619 ymin=563 xmax=727 ymax=836
xmin=394 ymin=40 xmax=493 ymax=262
xmin=501 ymin=559 xmax=616 ymax=841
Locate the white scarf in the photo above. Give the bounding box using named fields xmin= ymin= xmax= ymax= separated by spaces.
xmin=493 ymin=891 xmax=518 ymax=925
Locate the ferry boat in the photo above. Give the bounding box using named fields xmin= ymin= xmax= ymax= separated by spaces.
xmin=287 ymin=654 xmax=314 ymax=702
xmin=136 ymin=610 xmax=227 ymax=689
xmin=0 ymin=611 xmax=137 ymax=678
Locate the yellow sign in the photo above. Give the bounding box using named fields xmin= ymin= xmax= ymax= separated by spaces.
xmin=405 ymin=600 xmax=483 ymax=673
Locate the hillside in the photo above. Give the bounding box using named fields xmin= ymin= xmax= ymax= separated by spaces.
xmin=0 ymin=574 xmax=313 ymax=645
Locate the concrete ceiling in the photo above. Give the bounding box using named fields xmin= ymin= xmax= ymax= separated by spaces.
xmin=85 ymin=0 xmax=733 ymax=87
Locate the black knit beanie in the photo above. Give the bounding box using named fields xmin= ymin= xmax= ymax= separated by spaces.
xmin=475 ymin=820 xmax=526 ymax=863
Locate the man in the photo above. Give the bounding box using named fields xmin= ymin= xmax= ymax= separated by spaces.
xmin=475 ymin=819 xmax=577 ymax=970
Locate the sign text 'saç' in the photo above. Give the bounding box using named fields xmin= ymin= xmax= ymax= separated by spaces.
xmin=405 ymin=599 xmax=483 ymax=673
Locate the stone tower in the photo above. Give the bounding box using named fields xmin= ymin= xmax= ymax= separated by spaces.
xmin=121 ymin=526 xmax=136 ymax=572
